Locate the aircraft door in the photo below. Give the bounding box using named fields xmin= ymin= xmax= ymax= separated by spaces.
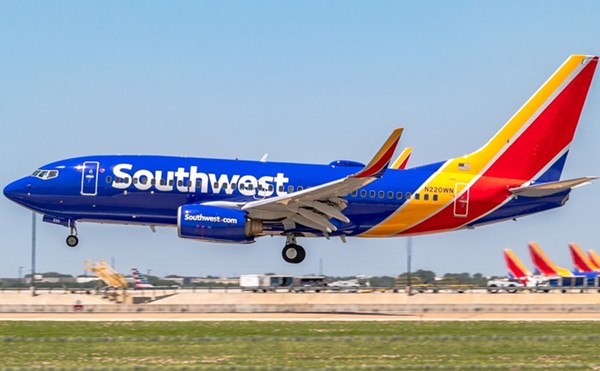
xmin=81 ymin=161 xmax=100 ymax=196
xmin=453 ymin=182 xmax=469 ymax=217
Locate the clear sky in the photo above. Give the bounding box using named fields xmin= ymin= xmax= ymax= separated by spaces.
xmin=1 ymin=1 xmax=600 ymax=279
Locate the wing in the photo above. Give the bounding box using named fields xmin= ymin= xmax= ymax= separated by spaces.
xmin=241 ymin=128 xmax=403 ymax=233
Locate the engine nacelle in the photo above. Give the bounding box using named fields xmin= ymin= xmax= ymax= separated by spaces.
xmin=177 ymin=204 xmax=262 ymax=243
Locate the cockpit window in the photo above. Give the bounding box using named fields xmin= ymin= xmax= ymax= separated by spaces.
xmin=30 ymin=169 xmax=59 ymax=180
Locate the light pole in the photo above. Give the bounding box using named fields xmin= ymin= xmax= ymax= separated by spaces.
xmin=406 ymin=237 xmax=412 ymax=296
xmin=18 ymin=266 xmax=23 ymax=282
xmin=31 ymin=212 xmax=36 ymax=296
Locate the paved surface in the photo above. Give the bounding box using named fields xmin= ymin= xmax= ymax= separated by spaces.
xmin=1 ymin=311 xmax=600 ymax=321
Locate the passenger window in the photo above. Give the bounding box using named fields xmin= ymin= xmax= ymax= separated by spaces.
xmin=160 ymin=179 xmax=166 ymax=186
xmin=223 ymin=183 xmax=228 ymax=190
xmin=278 ymin=185 xmax=284 ymax=192
xmin=297 ymin=186 xmax=304 ymax=191
xmin=240 ymin=184 xmax=246 ymax=190
xmin=378 ymin=191 xmax=384 ymax=198
xmin=352 ymin=191 xmax=358 ymax=197
xmin=168 ymin=180 xmax=174 ymax=186
xmin=360 ymin=190 xmax=367 ymax=197
xmin=151 ymin=179 xmax=156 ymax=185
xmin=288 ymin=185 xmax=294 ymax=193
xmin=106 ymin=176 xmax=112 ymax=183
xmin=133 ymin=178 xmax=138 ymax=185
xmin=414 ymin=193 xmax=420 ymax=200
xmin=424 ymin=194 xmax=429 ymax=201
xmin=186 ymin=180 xmax=192 ymax=187
xmin=178 ymin=180 xmax=183 ymax=187
xmin=268 ymin=185 xmax=274 ymax=192
xmin=232 ymin=183 xmax=237 ymax=190
xmin=396 ymin=192 xmax=402 ymax=200
xmin=369 ymin=190 xmax=375 ymax=198
xmin=195 ymin=180 xmax=201 ymax=188
xmin=433 ymin=194 xmax=438 ymax=201
xmin=213 ymin=182 xmax=218 ymax=188
xmin=406 ymin=192 xmax=411 ymax=199
xmin=247 ymin=184 xmax=254 ymax=190
xmin=387 ymin=191 xmax=394 ymax=199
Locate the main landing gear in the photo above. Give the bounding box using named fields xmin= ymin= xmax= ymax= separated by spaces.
xmin=282 ymin=235 xmax=306 ymax=264
xmin=66 ymin=223 xmax=79 ymax=247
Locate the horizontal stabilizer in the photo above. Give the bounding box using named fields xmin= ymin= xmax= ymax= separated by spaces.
xmin=509 ymin=176 xmax=597 ymax=197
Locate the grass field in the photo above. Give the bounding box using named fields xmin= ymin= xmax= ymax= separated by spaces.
xmin=1 ymin=321 xmax=600 ymax=369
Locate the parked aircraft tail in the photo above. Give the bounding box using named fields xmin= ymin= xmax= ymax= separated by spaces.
xmin=528 ymin=242 xmax=573 ymax=276
xmin=588 ymin=250 xmax=600 ymax=270
xmin=504 ymin=248 xmax=532 ymax=284
xmin=131 ymin=268 xmax=155 ymax=289
xmin=569 ymin=243 xmax=599 ymax=273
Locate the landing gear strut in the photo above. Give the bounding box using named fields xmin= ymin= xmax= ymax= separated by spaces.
xmin=66 ymin=223 xmax=79 ymax=247
xmin=282 ymin=235 xmax=306 ymax=264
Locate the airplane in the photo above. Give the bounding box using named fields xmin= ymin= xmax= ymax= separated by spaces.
xmin=568 ymin=243 xmax=600 ymax=273
xmin=588 ymin=250 xmax=600 ymax=270
xmin=3 ymin=55 xmax=598 ymax=264
xmin=529 ymin=241 xmax=599 ymax=281
xmin=131 ymin=268 xmax=180 ymax=289
xmin=131 ymin=268 xmax=155 ymax=289
xmin=528 ymin=242 xmax=575 ymax=277
xmin=504 ymin=248 xmax=538 ymax=285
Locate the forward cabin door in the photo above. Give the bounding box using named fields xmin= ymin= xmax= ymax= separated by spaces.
xmin=81 ymin=161 xmax=100 ymax=196
xmin=453 ymin=182 xmax=469 ymax=217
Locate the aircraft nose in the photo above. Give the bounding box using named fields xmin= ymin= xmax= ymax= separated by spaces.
xmin=3 ymin=178 xmax=30 ymax=202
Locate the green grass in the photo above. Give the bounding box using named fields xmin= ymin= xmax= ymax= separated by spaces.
xmin=1 ymin=321 xmax=600 ymax=369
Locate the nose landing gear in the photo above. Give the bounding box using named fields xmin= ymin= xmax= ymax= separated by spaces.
xmin=282 ymin=235 xmax=306 ymax=264
xmin=66 ymin=224 xmax=79 ymax=247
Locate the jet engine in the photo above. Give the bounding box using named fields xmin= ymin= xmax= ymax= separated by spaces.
xmin=177 ymin=204 xmax=262 ymax=243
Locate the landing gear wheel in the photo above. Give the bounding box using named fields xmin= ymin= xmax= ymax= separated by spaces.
xmin=66 ymin=235 xmax=79 ymax=247
xmin=282 ymin=244 xmax=306 ymax=264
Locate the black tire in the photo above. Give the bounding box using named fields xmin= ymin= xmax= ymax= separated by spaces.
xmin=282 ymin=244 xmax=306 ymax=264
xmin=487 ymin=284 xmax=498 ymax=294
xmin=66 ymin=235 xmax=79 ymax=247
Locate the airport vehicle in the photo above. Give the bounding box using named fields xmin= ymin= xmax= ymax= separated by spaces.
xmin=239 ymin=274 xmax=293 ymax=292
xmin=486 ymin=279 xmax=525 ymax=293
xmin=3 ymin=55 xmax=598 ymax=264
xmin=328 ymin=278 xmax=361 ymax=292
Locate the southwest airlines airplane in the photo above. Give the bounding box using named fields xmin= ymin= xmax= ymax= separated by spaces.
xmin=3 ymin=55 xmax=598 ymax=264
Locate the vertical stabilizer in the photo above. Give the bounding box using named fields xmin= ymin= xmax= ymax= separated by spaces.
xmin=588 ymin=250 xmax=600 ymax=270
xmin=504 ymin=248 xmax=532 ymax=284
xmin=528 ymin=242 xmax=573 ymax=276
xmin=569 ymin=243 xmax=598 ymax=273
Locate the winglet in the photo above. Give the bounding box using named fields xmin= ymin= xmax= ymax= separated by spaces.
xmin=353 ymin=128 xmax=403 ymax=178
xmin=391 ymin=147 xmax=413 ymax=169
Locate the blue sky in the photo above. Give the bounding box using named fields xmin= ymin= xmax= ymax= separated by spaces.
xmin=1 ymin=1 xmax=600 ymax=279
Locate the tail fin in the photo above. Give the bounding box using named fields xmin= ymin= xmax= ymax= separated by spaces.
xmin=504 ymin=248 xmax=531 ymax=284
xmin=569 ymin=243 xmax=598 ymax=273
xmin=588 ymin=250 xmax=600 ymax=270
xmin=528 ymin=242 xmax=573 ymax=276
xmin=391 ymin=147 xmax=413 ymax=169
xmin=453 ymin=55 xmax=597 ymax=182
xmin=131 ymin=268 xmax=154 ymax=289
